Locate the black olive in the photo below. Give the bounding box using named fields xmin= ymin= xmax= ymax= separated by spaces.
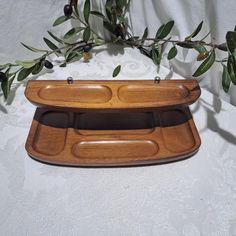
xmin=64 ymin=4 xmax=73 ymax=16
xmin=44 ymin=60 xmax=53 ymax=69
xmin=0 ymin=72 xmax=7 ymax=83
xmin=83 ymin=44 xmax=92 ymax=52
xmin=114 ymin=24 xmax=125 ymax=39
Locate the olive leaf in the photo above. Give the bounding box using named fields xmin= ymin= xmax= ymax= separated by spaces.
xmin=83 ymin=27 xmax=91 ymax=43
xmin=222 ymin=65 xmax=231 ymax=92
xmin=7 ymin=75 xmax=15 ymax=95
xmin=155 ymin=21 xmax=174 ymax=40
xmin=155 ymin=25 xmax=165 ymax=40
xmin=17 ymin=67 xmax=34 ymax=81
xmin=111 ymin=8 xmax=118 ymax=25
xmin=60 ymin=62 xmax=67 ymax=67
xmin=43 ymin=37 xmax=59 ymax=51
xmin=15 ymin=60 xmax=38 ymax=69
xmin=193 ymin=44 xmax=207 ymax=53
xmin=53 ymin=16 xmax=71 ymax=27
xmin=177 ymin=42 xmax=194 ymax=49
xmin=66 ymin=52 xmax=83 ymax=63
xmin=1 ymin=79 xmax=8 ymax=99
xmin=93 ymin=34 xmax=105 ymax=45
xmin=103 ymin=21 xmax=114 ymax=33
xmin=47 ymin=31 xmax=64 ymax=44
xmin=113 ymin=65 xmax=121 ymax=77
xmin=218 ymin=43 xmax=228 ymax=52
xmin=115 ymin=9 xmax=123 ymax=18
xmin=167 ymin=46 xmax=177 ymax=60
xmin=1 ymin=74 xmax=15 ymax=100
xmin=141 ymin=27 xmax=148 ymax=44
xmin=226 ymin=31 xmax=236 ymax=54
xmin=3 ymin=67 xmax=11 ymax=76
xmin=132 ymin=36 xmax=139 ymax=40
xmin=191 ymin=21 xmax=203 ymax=38
xmin=91 ymin=11 xmax=106 ymax=20
xmin=65 ymin=45 xmax=83 ymax=57
xmin=63 ymin=27 xmax=85 ymax=39
xmin=193 ymin=49 xmax=215 ymax=77
xmin=0 ymin=64 xmax=11 ymax=71
xmin=116 ymin=0 xmax=126 ymax=10
xmin=117 ymin=15 xmax=125 ymax=23
xmin=227 ymin=55 xmax=236 ymax=85
xmin=185 ymin=21 xmax=203 ymax=40
xmin=21 ymin=43 xmax=48 ymax=53
xmin=73 ymin=0 xmax=80 ymax=17
xmin=124 ymin=0 xmax=131 ymax=13
xmin=105 ymin=0 xmax=113 ymax=22
xmin=151 ymin=48 xmax=162 ymax=65
xmin=151 ymin=49 xmax=158 ymax=64
xmin=84 ymin=0 xmax=91 ymax=24
xmin=139 ymin=47 xmax=151 ymax=58
xmin=32 ymin=60 xmax=45 ymax=75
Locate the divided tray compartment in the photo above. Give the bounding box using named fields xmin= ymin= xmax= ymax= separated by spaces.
xmin=25 ymin=80 xmax=201 ymax=111
xmin=25 ymin=80 xmax=201 ymax=166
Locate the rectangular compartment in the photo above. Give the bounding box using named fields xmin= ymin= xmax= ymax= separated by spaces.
xmin=75 ymin=112 xmax=156 ymax=135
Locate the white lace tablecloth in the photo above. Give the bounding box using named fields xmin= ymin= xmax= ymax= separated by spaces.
xmin=0 ymin=46 xmax=236 ymax=236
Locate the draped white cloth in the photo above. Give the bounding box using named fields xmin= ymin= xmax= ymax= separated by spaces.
xmin=0 ymin=44 xmax=236 ymax=236
xmin=0 ymin=1 xmax=236 ymax=235
xmin=0 ymin=0 xmax=236 ymax=104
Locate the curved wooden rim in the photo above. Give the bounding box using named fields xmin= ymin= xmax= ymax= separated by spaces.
xmin=25 ymin=80 xmax=201 ymax=111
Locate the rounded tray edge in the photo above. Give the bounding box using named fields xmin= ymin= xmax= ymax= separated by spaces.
xmin=24 ymin=80 xmax=201 ymax=111
xmin=25 ymin=146 xmax=201 ymax=167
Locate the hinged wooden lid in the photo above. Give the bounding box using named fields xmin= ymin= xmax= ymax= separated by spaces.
xmin=25 ymin=80 xmax=201 ymax=111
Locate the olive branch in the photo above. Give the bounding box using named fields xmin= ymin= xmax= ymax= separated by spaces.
xmin=0 ymin=0 xmax=236 ymax=101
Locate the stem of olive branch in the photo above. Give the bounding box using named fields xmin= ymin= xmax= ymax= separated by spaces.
xmin=5 ymin=38 xmax=107 ymax=72
xmin=4 ymin=33 xmax=223 ymax=71
xmin=144 ymin=38 xmax=219 ymax=48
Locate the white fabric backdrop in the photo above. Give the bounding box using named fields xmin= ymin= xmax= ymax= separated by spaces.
xmin=0 ymin=50 xmax=236 ymax=236
xmin=0 ymin=0 xmax=236 ymax=105
xmin=1 ymin=1 xmax=236 ymax=235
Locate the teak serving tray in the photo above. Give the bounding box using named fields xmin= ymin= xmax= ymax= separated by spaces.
xmin=25 ymin=80 xmax=201 ymax=167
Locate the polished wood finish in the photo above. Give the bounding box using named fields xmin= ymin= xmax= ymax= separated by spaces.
xmin=25 ymin=80 xmax=201 ymax=166
xmin=25 ymin=80 xmax=200 ymax=111
xmin=25 ymin=107 xmax=201 ymax=166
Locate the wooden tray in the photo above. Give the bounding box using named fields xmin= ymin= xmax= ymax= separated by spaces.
xmin=25 ymin=80 xmax=200 ymax=111
xmin=25 ymin=79 xmax=201 ymax=166
xmin=25 ymin=107 xmax=201 ymax=166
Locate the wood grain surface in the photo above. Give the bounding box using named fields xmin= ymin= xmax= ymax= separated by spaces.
xmin=25 ymin=107 xmax=201 ymax=166
xmin=25 ymin=80 xmax=201 ymax=166
xmin=25 ymin=80 xmax=201 ymax=111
